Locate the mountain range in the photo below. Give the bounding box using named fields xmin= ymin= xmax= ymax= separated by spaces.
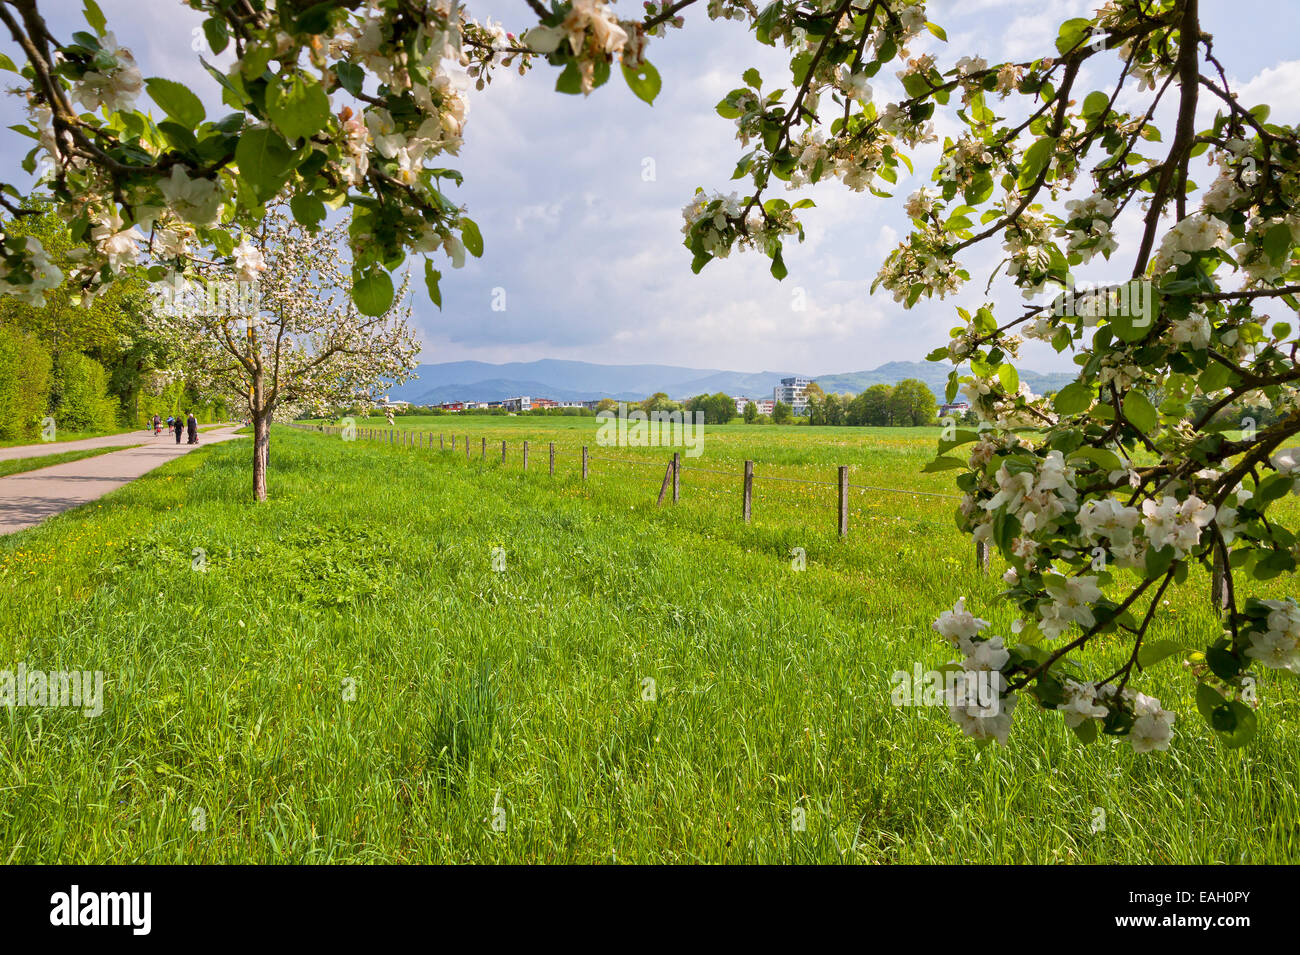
xmin=386 ymin=359 xmax=1076 ymax=404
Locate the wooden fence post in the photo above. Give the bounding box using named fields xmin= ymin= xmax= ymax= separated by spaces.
xmin=657 ymin=459 xmax=673 ymax=505
xmin=549 ymin=442 xmax=555 ymax=476
xmin=582 ymin=445 xmax=588 ymax=480
xmin=389 ymin=430 xmax=393 ymax=446
xmin=440 ymin=433 xmax=444 ymax=450
xmin=743 ymin=460 xmax=753 ymax=523
xmin=523 ymin=440 xmax=529 ymax=471
xmin=672 ymin=452 xmax=680 ymax=504
xmin=975 ymin=541 xmax=990 ymax=573
xmin=837 ymin=466 xmax=848 ymax=538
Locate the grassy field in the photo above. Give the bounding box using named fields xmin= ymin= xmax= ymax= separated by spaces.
xmin=0 ymin=444 xmax=137 ymax=478
xmin=0 ymin=418 xmax=1297 ymax=863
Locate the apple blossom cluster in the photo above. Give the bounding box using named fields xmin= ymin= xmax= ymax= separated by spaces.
xmin=0 ymin=234 xmax=63 ymax=305
xmin=1241 ymin=599 xmax=1300 ymax=673
xmin=524 ymin=0 xmax=643 ymax=93
xmin=931 ymin=599 xmax=1016 ymax=744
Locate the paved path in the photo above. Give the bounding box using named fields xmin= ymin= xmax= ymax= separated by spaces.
xmin=0 ymin=426 xmax=183 ymax=462
xmin=0 ymin=426 xmax=246 ymax=536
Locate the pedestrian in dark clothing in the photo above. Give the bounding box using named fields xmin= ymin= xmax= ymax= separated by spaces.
xmin=152 ymin=414 xmax=161 ymax=435
xmin=173 ymin=416 xmax=184 ymax=444
xmin=186 ymin=412 xmax=198 ymax=445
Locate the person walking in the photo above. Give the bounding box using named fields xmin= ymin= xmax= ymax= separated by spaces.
xmin=172 ymin=415 xmax=184 ymax=444
xmin=152 ymin=413 xmax=161 ymax=436
xmin=186 ymin=412 xmax=198 ymax=445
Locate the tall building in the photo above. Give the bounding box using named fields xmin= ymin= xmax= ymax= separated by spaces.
xmin=773 ymin=376 xmax=812 ymax=415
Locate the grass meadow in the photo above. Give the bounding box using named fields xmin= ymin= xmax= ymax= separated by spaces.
xmin=0 ymin=416 xmax=1297 ymax=863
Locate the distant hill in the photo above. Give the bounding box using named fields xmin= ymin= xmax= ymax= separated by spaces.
xmin=388 ymin=358 xmax=1074 ymax=404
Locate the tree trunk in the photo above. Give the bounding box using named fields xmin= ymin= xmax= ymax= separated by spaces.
xmin=253 ymin=413 xmax=270 ymax=502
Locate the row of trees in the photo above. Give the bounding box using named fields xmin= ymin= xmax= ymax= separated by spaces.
xmin=805 ymin=379 xmax=938 ymax=427
xmin=0 ymin=205 xmax=226 ymax=441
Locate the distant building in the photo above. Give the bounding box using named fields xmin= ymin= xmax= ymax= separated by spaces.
xmin=486 ymin=400 xmax=504 ymax=409
xmin=532 ymin=398 xmax=559 ymax=410
xmin=502 ymin=396 xmax=532 ymax=413
xmin=939 ymin=401 xmax=971 ymax=417
xmin=379 ymin=396 xmax=409 ymax=410
xmin=440 ymin=401 xmax=464 ymax=412
xmin=773 ymin=376 xmax=812 ymax=415
xmin=735 ymin=397 xmax=775 ymax=415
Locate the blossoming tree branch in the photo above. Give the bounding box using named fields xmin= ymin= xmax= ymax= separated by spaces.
xmin=670 ymin=0 xmax=1299 ymax=753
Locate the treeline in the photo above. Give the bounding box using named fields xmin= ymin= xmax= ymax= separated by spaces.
xmin=805 ymin=379 xmax=937 ymax=426
xmin=0 ymin=203 xmax=226 ymax=442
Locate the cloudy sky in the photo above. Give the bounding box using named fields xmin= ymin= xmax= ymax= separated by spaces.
xmin=3 ymin=0 xmax=1298 ymax=376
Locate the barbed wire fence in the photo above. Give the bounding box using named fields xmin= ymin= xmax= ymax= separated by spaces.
xmin=286 ymin=421 xmax=990 ymax=570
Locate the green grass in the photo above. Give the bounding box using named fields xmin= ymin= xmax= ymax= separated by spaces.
xmin=0 ymin=444 xmax=137 ymax=478
xmin=0 ymin=421 xmax=1297 ymax=863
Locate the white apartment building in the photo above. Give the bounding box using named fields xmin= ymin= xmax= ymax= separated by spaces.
xmin=734 ymin=397 xmax=775 ymax=415
xmin=502 ymin=396 xmax=532 ymax=412
xmin=773 ymin=376 xmax=812 ymax=414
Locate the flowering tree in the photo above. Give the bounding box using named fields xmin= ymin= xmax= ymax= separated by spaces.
xmin=153 ymin=204 xmax=418 ymax=501
xmin=663 ymin=0 xmax=1299 ymax=753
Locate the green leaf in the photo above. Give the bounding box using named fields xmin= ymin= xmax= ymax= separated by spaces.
xmin=742 ymin=68 xmax=761 ymax=89
xmin=1122 ymin=390 xmax=1158 ymax=433
xmin=289 ymin=192 xmax=326 ymax=230
xmin=1256 ymin=472 xmax=1294 ymax=508
xmin=82 ymin=0 xmax=106 ymax=34
xmin=1219 ymin=701 xmax=1258 ymax=748
xmin=622 ymin=61 xmax=662 ymax=105
xmin=352 ymin=268 xmax=394 ymax=316
xmin=145 ymin=77 xmax=205 ymax=128
xmin=555 ymin=61 xmax=583 ymax=96
xmin=1263 ymin=222 xmax=1292 ymax=265
xmin=1052 ymin=382 xmax=1093 ymax=416
xmin=1081 ymin=90 xmax=1109 ymax=120
xmin=1067 ymin=446 xmax=1124 ymax=473
xmin=424 ymin=260 xmax=442 ymax=309
xmin=202 ymin=17 xmax=230 ymax=55
xmin=459 ymin=217 xmax=484 ymax=258
xmin=1018 ymin=135 xmax=1056 ymax=189
xmin=770 ymin=246 xmax=787 ymax=280
xmin=335 ymin=62 xmax=364 ymax=97
xmin=1137 ymin=640 xmax=1183 ymax=669
xmin=1055 ymin=17 xmax=1092 ymax=55
xmin=266 ymin=75 xmax=331 ymax=142
xmin=234 ymin=126 xmax=295 ymax=201
xmin=923 ymin=455 xmax=966 ymax=472
xmin=1205 ymin=644 xmax=1241 ymax=681
xmin=997 ymin=363 xmax=1019 ymax=394
xmin=1071 ymin=719 xmax=1098 ymax=744
xmin=1195 ymin=683 xmax=1226 ymax=722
